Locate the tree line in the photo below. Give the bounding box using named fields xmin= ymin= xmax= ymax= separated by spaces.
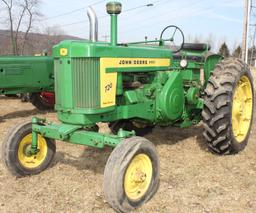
xmin=218 ymin=42 xmax=256 ymax=66
xmin=218 ymin=42 xmax=241 ymax=58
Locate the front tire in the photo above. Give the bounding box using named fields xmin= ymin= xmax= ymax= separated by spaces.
xmin=2 ymin=121 xmax=56 ymax=177
xmin=103 ymin=137 xmax=159 ymax=212
xmin=202 ymin=58 xmax=254 ymax=154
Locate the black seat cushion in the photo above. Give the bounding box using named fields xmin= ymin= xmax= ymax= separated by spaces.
xmin=182 ymin=43 xmax=211 ymax=51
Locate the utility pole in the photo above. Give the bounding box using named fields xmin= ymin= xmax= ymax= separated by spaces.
xmin=242 ymin=0 xmax=251 ymax=62
xmin=249 ymin=2 xmax=256 ymax=66
xmin=102 ymin=34 xmax=110 ymax=43
xmin=249 ymin=25 xmax=256 ymax=65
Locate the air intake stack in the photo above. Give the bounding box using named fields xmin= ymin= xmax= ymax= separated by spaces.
xmin=106 ymin=2 xmax=122 ymax=46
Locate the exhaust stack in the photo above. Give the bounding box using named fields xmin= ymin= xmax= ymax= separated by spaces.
xmin=87 ymin=6 xmax=98 ymax=42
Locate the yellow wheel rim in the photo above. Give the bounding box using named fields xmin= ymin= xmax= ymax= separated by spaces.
xmin=124 ymin=154 xmax=153 ymax=201
xmin=232 ymin=75 xmax=253 ymax=143
xmin=18 ymin=134 xmax=48 ymax=169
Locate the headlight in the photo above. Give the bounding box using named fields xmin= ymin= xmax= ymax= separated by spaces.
xmin=180 ymin=59 xmax=188 ymax=68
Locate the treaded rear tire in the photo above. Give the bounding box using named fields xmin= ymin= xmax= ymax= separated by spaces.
xmin=202 ymin=58 xmax=254 ymax=155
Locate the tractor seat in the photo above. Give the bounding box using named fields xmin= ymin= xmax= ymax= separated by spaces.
xmin=182 ymin=43 xmax=211 ymax=51
xmin=173 ymin=54 xmax=204 ymax=62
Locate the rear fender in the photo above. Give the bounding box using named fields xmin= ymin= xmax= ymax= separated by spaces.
xmin=204 ymin=54 xmax=223 ymax=87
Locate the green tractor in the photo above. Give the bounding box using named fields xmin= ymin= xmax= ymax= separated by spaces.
xmin=0 ymin=56 xmax=55 ymax=110
xmin=2 ymin=2 xmax=254 ymax=212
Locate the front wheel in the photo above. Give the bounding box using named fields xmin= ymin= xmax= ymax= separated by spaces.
xmin=103 ymin=137 xmax=159 ymax=213
xmin=1 ymin=121 xmax=56 ymax=177
xmin=202 ymin=58 xmax=254 ymax=154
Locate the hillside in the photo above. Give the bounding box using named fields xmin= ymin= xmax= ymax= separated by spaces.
xmin=0 ymin=30 xmax=85 ymax=56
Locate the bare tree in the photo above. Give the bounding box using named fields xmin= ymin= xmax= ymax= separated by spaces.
xmin=0 ymin=0 xmax=41 ymax=55
xmin=205 ymin=33 xmax=216 ymax=52
xmin=1 ymin=0 xmax=16 ymax=54
xmin=37 ymin=25 xmax=65 ymax=54
xmin=20 ymin=0 xmax=42 ymax=54
xmin=45 ymin=25 xmax=65 ymax=42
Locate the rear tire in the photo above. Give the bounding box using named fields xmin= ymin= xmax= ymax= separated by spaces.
xmin=110 ymin=120 xmax=153 ymax=136
xmin=202 ymin=58 xmax=254 ymax=154
xmin=30 ymin=92 xmax=55 ymax=111
xmin=104 ymin=137 xmax=159 ymax=213
xmin=5 ymin=94 xmax=18 ymax=98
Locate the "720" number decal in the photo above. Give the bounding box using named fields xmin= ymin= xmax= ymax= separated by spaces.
xmin=105 ymin=83 xmax=113 ymax=93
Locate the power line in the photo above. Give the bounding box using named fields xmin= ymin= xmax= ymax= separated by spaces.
xmin=249 ymin=0 xmax=256 ymax=65
xmin=43 ymin=0 xmax=161 ymax=22
xmin=58 ymin=14 xmax=107 ymax=28
xmin=118 ymin=0 xmax=239 ymax=39
xmin=43 ymin=0 xmax=106 ymax=21
xmin=57 ymin=1 xmax=160 ymax=29
xmin=242 ymin=0 xmax=250 ymax=62
xmin=57 ymin=0 xmax=207 ymax=39
xmin=119 ymin=0 xmax=206 ymax=35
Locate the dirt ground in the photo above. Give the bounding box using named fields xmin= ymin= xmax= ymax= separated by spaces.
xmin=0 ymin=75 xmax=256 ymax=213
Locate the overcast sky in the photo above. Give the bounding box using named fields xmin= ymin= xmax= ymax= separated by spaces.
xmin=1 ymin=0 xmax=244 ymax=51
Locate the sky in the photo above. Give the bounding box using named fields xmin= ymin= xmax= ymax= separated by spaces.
xmin=1 ymin=0 xmax=244 ymax=51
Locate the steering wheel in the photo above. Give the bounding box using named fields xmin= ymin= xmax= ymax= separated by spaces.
xmin=160 ymin=25 xmax=185 ymax=53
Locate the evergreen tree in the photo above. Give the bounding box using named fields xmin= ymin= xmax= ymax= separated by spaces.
xmin=248 ymin=46 xmax=256 ymax=66
xmin=218 ymin=42 xmax=230 ymax=58
xmin=232 ymin=46 xmax=242 ymax=58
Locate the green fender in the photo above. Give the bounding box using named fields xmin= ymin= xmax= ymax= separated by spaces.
xmin=204 ymin=54 xmax=223 ymax=86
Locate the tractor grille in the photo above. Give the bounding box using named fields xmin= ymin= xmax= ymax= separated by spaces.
xmin=54 ymin=58 xmax=100 ymax=109
xmin=72 ymin=58 xmax=100 ymax=109
xmin=54 ymin=59 xmax=63 ymax=107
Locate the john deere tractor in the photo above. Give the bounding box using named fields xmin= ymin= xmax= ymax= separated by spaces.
xmin=0 ymin=56 xmax=55 ymax=110
xmin=2 ymin=2 xmax=254 ymax=212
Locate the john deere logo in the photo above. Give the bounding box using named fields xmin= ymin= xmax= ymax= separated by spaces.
xmin=60 ymin=48 xmax=68 ymax=56
xmin=118 ymin=59 xmax=156 ymax=65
